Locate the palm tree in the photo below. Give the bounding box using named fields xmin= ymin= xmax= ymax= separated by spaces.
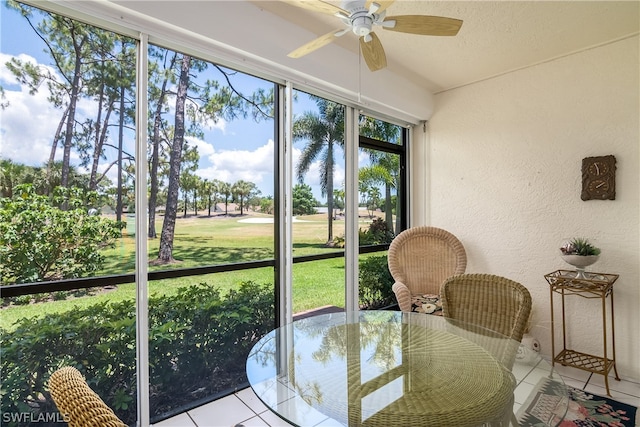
xmin=359 ymin=155 xmax=399 ymax=233
xmin=293 ymin=97 xmax=344 ymax=244
xmin=232 ymin=180 xmax=258 ymax=215
xmin=359 ymin=118 xmax=401 ymax=234
xmin=219 ymin=181 xmax=232 ymax=215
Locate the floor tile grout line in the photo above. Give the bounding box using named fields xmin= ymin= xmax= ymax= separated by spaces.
xmin=186 ymin=411 xmax=198 ymax=427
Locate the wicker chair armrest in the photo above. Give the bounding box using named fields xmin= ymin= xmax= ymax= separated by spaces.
xmin=392 ymin=281 xmax=412 ymax=312
xmin=49 ymin=366 xmax=127 ymax=427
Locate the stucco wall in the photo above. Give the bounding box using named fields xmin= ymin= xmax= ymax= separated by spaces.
xmin=427 ymin=36 xmax=639 ymax=380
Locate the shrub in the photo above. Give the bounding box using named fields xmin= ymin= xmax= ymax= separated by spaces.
xmin=0 ymin=184 xmax=125 ymax=285
xmin=0 ymin=281 xmax=274 ymax=426
xmin=360 ymin=218 xmax=394 ymax=245
xmin=359 ymin=255 xmax=395 ymax=310
xmin=333 ymin=218 xmax=395 ymax=248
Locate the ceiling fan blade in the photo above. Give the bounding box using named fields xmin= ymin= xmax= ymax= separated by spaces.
xmin=383 ymin=15 xmax=463 ymax=36
xmin=288 ymin=29 xmax=344 ymax=58
xmin=281 ymin=0 xmax=347 ymax=16
xmin=366 ymin=0 xmax=395 ymax=14
xmin=359 ymin=32 xmax=387 ymax=72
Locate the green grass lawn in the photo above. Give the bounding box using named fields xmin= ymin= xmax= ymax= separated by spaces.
xmin=99 ymin=212 xmax=347 ymax=272
xmin=1 ymin=212 xmax=384 ymax=330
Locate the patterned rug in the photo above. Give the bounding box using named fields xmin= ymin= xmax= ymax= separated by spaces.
xmin=517 ymin=377 xmax=637 ymax=426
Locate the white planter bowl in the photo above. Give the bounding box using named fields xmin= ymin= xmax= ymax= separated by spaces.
xmin=561 ymin=254 xmax=599 ymax=278
xmin=561 ymin=255 xmax=599 ymax=268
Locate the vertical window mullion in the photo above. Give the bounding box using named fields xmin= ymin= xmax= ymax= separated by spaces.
xmin=277 ymin=82 xmax=294 ymax=327
xmin=135 ymin=32 xmax=150 ymax=427
xmin=345 ymin=106 xmax=359 ymax=312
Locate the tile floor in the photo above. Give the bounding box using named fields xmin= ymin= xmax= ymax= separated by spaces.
xmin=153 ymin=362 xmax=640 ymax=427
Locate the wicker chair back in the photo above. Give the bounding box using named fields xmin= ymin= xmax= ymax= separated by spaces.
xmin=441 ymin=273 xmax=532 ymax=343
xmin=388 ymin=226 xmax=467 ymax=312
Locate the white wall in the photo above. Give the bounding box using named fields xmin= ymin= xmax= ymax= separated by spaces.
xmin=427 ymin=36 xmax=640 ymax=380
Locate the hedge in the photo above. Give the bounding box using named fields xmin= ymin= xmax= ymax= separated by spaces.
xmin=0 ymin=281 xmax=274 ymax=426
xmin=1 ymin=258 xmax=395 ymax=426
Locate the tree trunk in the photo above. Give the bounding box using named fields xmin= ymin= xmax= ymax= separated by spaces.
xmin=61 ymin=34 xmax=86 ymax=191
xmin=326 ymin=142 xmax=334 ymax=244
xmin=46 ymin=106 xmax=68 ymax=195
xmin=193 ymin=189 xmax=198 ymax=216
xmin=148 ymin=53 xmax=175 ymax=238
xmin=90 ymin=99 xmax=114 ymax=190
xmin=89 ymin=79 xmax=105 ymax=189
xmin=385 ymin=184 xmax=393 ymax=234
xmin=116 ymin=85 xmax=125 ymax=223
xmin=183 ymin=193 xmax=188 ymax=218
xmin=157 ymin=54 xmax=191 ymax=263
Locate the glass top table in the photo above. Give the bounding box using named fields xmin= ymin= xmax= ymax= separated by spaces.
xmin=246 ymin=310 xmax=567 ymax=427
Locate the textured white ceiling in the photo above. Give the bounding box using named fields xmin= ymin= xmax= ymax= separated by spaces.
xmin=254 ymin=1 xmax=640 ymax=93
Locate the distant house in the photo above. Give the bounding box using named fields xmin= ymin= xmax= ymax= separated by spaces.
xmin=214 ymin=202 xmax=238 ymax=213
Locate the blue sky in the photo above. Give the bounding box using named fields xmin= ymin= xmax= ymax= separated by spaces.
xmin=0 ymin=2 xmax=345 ymax=201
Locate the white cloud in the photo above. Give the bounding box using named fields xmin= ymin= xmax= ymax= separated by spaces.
xmin=197 ymin=138 xmax=275 ymax=191
xmin=202 ymin=116 xmax=227 ymax=133
xmin=185 ymin=136 xmax=215 ymax=157
xmin=0 ymin=54 xmax=64 ymax=165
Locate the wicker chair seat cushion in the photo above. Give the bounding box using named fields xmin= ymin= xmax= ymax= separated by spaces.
xmin=410 ymin=293 xmax=444 ymax=315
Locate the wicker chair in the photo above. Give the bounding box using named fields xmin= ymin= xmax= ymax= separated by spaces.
xmin=441 ymin=274 xmax=532 ymax=426
xmin=48 ymin=366 xmax=127 ymax=427
xmin=440 ymin=273 xmax=532 ymax=343
xmin=388 ymin=226 xmax=467 ymax=313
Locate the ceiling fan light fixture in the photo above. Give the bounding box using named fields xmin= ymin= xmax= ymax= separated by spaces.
xmin=351 ymin=15 xmax=373 ymax=36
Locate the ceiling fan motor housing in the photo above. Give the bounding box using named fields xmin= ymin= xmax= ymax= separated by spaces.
xmin=342 ymin=1 xmax=373 ymax=36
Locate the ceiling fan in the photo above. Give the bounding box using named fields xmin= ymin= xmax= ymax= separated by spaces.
xmin=284 ymin=0 xmax=463 ymax=72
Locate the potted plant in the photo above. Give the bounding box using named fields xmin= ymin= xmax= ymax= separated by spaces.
xmin=559 ymin=237 xmax=601 ymax=277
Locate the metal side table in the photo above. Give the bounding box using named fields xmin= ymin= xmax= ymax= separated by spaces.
xmin=545 ymin=269 xmax=620 ymax=396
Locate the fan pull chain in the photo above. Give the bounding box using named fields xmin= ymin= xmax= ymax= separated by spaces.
xmin=358 ymin=41 xmax=362 ymax=103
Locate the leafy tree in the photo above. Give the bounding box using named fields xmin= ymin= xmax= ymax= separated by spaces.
xmin=293 ymin=97 xmax=344 ymax=244
xmin=248 ymin=195 xmax=262 ymax=213
xmin=0 ymin=158 xmax=27 ymax=198
xmin=260 ymin=196 xmax=274 ymax=215
xmin=292 ymin=183 xmax=318 ymax=216
xmin=0 ymin=160 xmax=102 ymax=200
xmin=0 ymin=184 xmax=124 ymax=284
